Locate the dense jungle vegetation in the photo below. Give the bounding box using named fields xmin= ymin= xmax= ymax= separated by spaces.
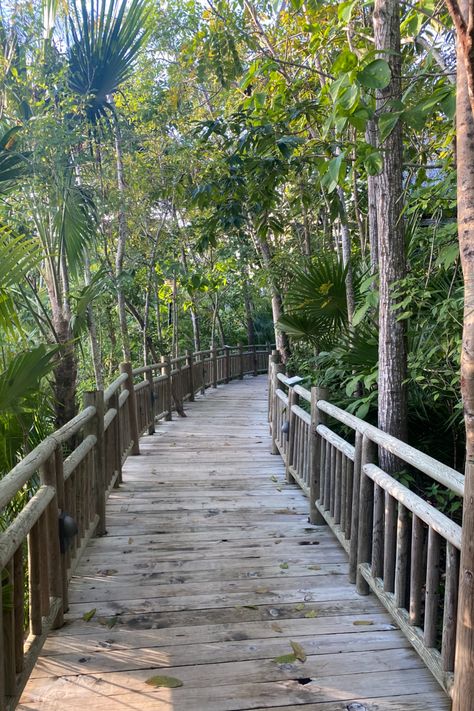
xmin=0 ymin=0 xmax=471 ymax=495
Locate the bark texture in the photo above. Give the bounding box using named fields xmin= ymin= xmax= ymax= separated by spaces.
xmin=452 ymin=2 xmax=474 ymax=706
xmin=374 ymin=0 xmax=407 ymax=471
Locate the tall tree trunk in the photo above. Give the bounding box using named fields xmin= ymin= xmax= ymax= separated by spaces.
xmin=337 ymin=186 xmax=356 ymax=326
xmin=374 ymin=0 xmax=407 ymax=471
xmin=111 ymin=105 xmax=131 ymax=362
xmin=452 ymin=1 xmax=474 ymax=705
xmin=255 ymin=232 xmax=290 ymax=361
xmin=84 ymin=252 xmax=104 ymax=389
xmin=243 ymin=278 xmax=256 ymax=346
xmin=180 ymin=245 xmax=201 ymax=352
xmin=366 ymin=119 xmax=379 ymax=274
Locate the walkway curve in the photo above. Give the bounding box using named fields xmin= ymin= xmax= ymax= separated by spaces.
xmin=20 ymin=377 xmax=449 ymax=710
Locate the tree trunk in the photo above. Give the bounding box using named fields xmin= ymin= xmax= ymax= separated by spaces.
xmin=111 ymin=105 xmax=131 ymax=362
xmin=337 ymin=186 xmax=356 ymax=326
xmin=243 ymin=278 xmax=256 ymax=346
xmin=452 ymin=1 xmax=474 ymax=705
xmin=255 ymin=232 xmax=290 ymax=361
xmin=84 ymin=252 xmax=104 ymax=389
xmin=374 ymin=0 xmax=407 ymax=471
xmin=366 ymin=122 xmax=379 ymax=274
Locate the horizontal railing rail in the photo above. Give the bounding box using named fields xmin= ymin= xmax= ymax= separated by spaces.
xmin=268 ymin=349 xmax=464 ymax=698
xmin=0 ymin=342 xmax=271 ymax=711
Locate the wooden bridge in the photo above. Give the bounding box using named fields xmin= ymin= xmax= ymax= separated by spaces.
xmin=0 ymin=346 xmax=465 ymax=709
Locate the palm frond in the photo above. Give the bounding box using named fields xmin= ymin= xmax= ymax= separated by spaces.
xmin=68 ymin=0 xmax=150 ymax=122
xmin=0 ymin=345 xmax=57 ymax=415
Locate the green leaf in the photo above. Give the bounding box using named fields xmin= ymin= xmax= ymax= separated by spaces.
xmin=280 ymin=562 xmax=289 ymax=569
xmin=290 ymin=640 xmax=307 ymax=662
xmin=304 ymin=610 xmax=318 ymax=618
xmin=378 ymin=112 xmax=401 ymax=141
xmin=338 ymin=0 xmax=356 ymax=22
xmin=357 ymin=59 xmax=391 ymax=89
xmin=82 ymin=608 xmax=96 ymax=622
xmin=146 ymin=676 xmax=183 ymax=688
xmin=273 ymin=653 xmax=297 ymax=664
xmin=332 ymin=50 xmax=358 ymax=74
xmin=364 ymin=149 xmax=383 ymax=176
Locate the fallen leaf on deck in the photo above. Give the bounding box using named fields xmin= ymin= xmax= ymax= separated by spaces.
xmin=307 ymin=565 xmax=321 ymax=571
xmin=101 ymin=569 xmax=118 ymax=576
xmin=271 ymin=475 xmax=278 ymax=482
xmin=353 ymin=620 xmax=374 ymax=626
xmin=128 ymin=537 xmax=133 ymax=544
xmin=82 ymin=609 xmax=96 ymax=622
xmin=271 ymin=622 xmax=283 ymax=632
xmin=276 ymin=486 xmax=282 ymax=491
xmin=279 ymin=562 xmax=289 ymax=570
xmin=273 ymin=653 xmax=297 ymax=664
xmin=304 ymin=610 xmax=318 ymax=618
xmin=242 ymin=605 xmax=259 ymax=610
xmin=294 ymin=603 xmax=305 ymax=611
xmin=255 ymin=587 xmax=270 ymax=594
xmin=290 ymin=640 xmax=307 ymax=662
xmin=146 ymin=675 xmax=183 ymax=688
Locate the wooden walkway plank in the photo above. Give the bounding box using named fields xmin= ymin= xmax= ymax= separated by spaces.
xmin=20 ymin=377 xmax=449 ymax=710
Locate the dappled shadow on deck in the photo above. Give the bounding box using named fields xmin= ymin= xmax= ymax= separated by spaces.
xmin=20 ymin=377 xmax=449 ymax=710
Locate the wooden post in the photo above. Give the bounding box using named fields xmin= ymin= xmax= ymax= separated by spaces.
xmin=110 ymin=390 xmax=122 ymax=486
xmin=145 ymin=368 xmax=155 ymax=435
xmin=349 ymin=431 xmax=363 ymax=584
xmin=39 ymin=452 xmax=64 ymax=628
xmin=83 ymin=390 xmax=106 ymax=535
xmin=211 ymin=345 xmax=218 ymax=388
xmin=120 ymin=362 xmax=140 ymax=455
xmin=224 ymin=346 xmax=231 ymax=384
xmin=285 ymin=386 xmax=298 ymax=483
xmin=54 ymin=446 xmax=69 ymax=609
xmin=161 ymin=355 xmax=172 ymax=420
xmin=186 ymin=350 xmax=195 ymax=401
xmin=356 ymin=435 xmax=377 ymax=594
xmin=238 ymin=342 xmax=244 ymax=379
xmin=269 ymin=350 xmax=280 ymax=424
xmin=309 ymin=386 xmax=328 ymax=525
xmin=252 ymin=345 xmax=258 ymax=376
xmin=271 ymin=358 xmax=284 ymax=455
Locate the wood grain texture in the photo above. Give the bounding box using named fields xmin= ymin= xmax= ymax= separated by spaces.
xmin=20 ymin=377 xmax=447 ymax=711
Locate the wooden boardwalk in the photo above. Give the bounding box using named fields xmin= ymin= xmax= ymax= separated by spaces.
xmin=20 ymin=377 xmax=449 ymax=710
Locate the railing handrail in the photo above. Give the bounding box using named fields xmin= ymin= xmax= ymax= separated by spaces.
xmin=0 ymin=341 xmax=271 ymax=711
xmin=267 ymin=349 xmax=464 ymax=698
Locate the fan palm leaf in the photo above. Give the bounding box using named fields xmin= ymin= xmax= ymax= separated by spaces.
xmin=68 ymin=0 xmax=150 ymax=122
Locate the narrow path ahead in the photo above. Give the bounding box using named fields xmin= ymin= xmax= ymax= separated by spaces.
xmin=20 ymin=377 xmax=448 ymax=710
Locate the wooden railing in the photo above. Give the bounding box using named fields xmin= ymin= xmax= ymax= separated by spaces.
xmin=268 ymin=350 xmax=464 ymax=698
xmin=0 ymin=343 xmax=270 ymax=711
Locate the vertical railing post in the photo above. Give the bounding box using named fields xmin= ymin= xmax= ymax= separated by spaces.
xmin=54 ymin=445 xmax=69 ymax=608
xmin=310 ymin=386 xmax=328 ymax=525
xmin=349 ymin=431 xmax=363 ymax=583
xmin=186 ymin=350 xmax=195 ymax=401
xmin=84 ymin=389 xmax=106 ymax=535
xmin=238 ymin=342 xmax=244 ymax=380
xmin=120 ymin=362 xmax=140 ymax=455
xmin=110 ymin=390 xmax=122 ymax=486
xmin=211 ymin=344 xmax=218 ymax=388
xmin=268 ymin=349 xmax=279 ymax=424
xmin=145 ymin=368 xmax=155 ymax=435
xmin=161 ymin=355 xmax=172 ymax=421
xmin=224 ymin=346 xmax=231 ymax=383
xmin=252 ymin=344 xmax=258 ymax=376
xmin=39 ymin=451 xmax=64 ymax=628
xmin=285 ymin=385 xmax=298 ymax=483
xmin=271 ymin=354 xmax=284 ymax=455
xmin=356 ymin=435 xmax=377 ymax=594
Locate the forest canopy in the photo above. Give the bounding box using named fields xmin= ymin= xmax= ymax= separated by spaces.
xmin=0 ymin=0 xmax=466 ymax=481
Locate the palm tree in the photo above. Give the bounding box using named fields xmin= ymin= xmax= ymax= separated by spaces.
xmin=67 ymin=0 xmax=150 ymax=361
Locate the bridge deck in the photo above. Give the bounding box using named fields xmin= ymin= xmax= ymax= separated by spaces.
xmin=20 ymin=377 xmax=449 ymax=710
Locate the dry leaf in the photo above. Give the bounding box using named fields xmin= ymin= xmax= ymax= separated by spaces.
xmin=82 ymin=608 xmax=96 ymax=622
xmin=271 ymin=475 xmax=278 ymax=482
xmin=294 ymin=603 xmax=305 ymax=611
xmin=273 ymin=653 xmax=297 ymax=664
xmin=276 ymin=486 xmax=282 ymax=492
xmin=242 ymin=604 xmax=258 ymax=610
xmin=128 ymin=537 xmax=133 ymax=545
xmin=290 ymin=640 xmax=307 ymax=662
xmin=307 ymin=565 xmax=321 ymax=571
xmin=304 ymin=610 xmax=318 ymax=619
xmin=353 ymin=620 xmax=374 ymax=626
xmin=145 ymin=675 xmax=183 ymax=688
xmin=271 ymin=622 xmax=283 ymax=633
xmin=255 ymin=586 xmax=270 ymax=594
